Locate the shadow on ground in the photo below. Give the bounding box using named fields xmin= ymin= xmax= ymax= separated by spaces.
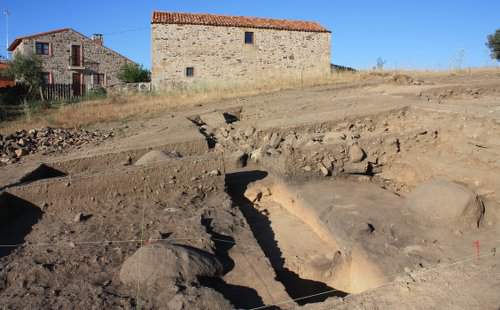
xmin=0 ymin=192 xmax=43 ymax=258
xmin=201 ymin=216 xmax=273 ymax=309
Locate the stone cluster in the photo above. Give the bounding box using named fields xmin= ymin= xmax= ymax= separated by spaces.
xmin=0 ymin=128 xmax=113 ymax=165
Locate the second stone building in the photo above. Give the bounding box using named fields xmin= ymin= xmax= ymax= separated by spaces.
xmin=151 ymin=11 xmax=332 ymax=90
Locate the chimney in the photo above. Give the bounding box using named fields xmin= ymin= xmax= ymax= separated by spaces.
xmin=91 ymin=34 xmax=104 ymax=46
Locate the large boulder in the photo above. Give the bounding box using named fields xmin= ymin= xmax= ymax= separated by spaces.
xmin=405 ymin=179 xmax=484 ymax=227
xmin=199 ymin=112 xmax=227 ymax=128
xmin=119 ymin=243 xmax=223 ymax=289
xmin=134 ymin=150 xmax=179 ymax=166
xmin=167 ymin=287 xmax=234 ymax=310
xmin=322 ymin=131 xmax=347 ymax=144
xmin=349 ymin=145 xmax=366 ymax=163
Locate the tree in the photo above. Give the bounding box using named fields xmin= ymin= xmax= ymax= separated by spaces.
xmin=487 ymin=29 xmax=500 ymax=61
xmin=117 ymin=63 xmax=151 ymax=83
xmin=6 ymin=52 xmax=44 ymax=99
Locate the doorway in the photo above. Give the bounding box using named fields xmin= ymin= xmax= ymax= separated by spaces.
xmin=72 ymin=73 xmax=82 ymax=97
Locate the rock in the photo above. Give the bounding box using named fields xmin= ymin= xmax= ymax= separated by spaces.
xmin=405 ymin=179 xmax=485 ymax=227
xmin=322 ymin=132 xmax=347 ymax=144
xmin=319 ymin=163 xmax=330 ymax=176
xmin=0 ymin=127 xmax=112 ymax=166
xmin=167 ymin=287 xmax=233 ymax=310
xmin=250 ymin=148 xmax=265 ymax=162
xmin=123 ymin=155 xmax=133 ymax=166
xmin=321 ymin=158 xmax=333 ymax=170
xmin=244 ymin=127 xmax=256 ymax=137
xmin=200 ymin=125 xmax=215 ymax=137
xmin=0 ymin=272 xmax=6 ymax=290
xmin=268 ymin=132 xmax=282 ymax=149
xmin=303 ymin=165 xmax=312 ymax=172
xmin=208 ymin=169 xmax=221 ymax=176
xmin=119 ymin=243 xmax=223 ymax=289
xmin=229 ymin=150 xmax=248 ymax=168
xmin=134 ymin=150 xmax=176 ymax=166
xmin=343 ymin=162 xmax=369 ymax=174
xmin=349 ymin=144 xmax=366 ymax=163
xmin=14 ymin=149 xmax=27 ymax=158
xmin=73 ymin=212 xmax=85 ymax=223
xmin=199 ymin=112 xmax=227 ymax=128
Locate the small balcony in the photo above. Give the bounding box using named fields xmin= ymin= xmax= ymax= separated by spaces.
xmin=68 ymin=56 xmax=84 ymax=70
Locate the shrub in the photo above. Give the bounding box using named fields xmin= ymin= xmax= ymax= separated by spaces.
xmin=117 ymin=63 xmax=151 ymax=83
xmin=6 ymin=52 xmax=44 ymax=100
xmin=87 ymin=86 xmax=107 ymax=99
xmin=486 ymin=29 xmax=500 ymax=61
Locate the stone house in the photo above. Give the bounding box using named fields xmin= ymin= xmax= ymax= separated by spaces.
xmin=151 ymin=11 xmax=331 ymax=90
xmin=8 ymin=28 xmax=134 ymax=95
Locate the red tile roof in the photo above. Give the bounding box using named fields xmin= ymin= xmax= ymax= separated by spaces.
xmin=152 ymin=11 xmax=330 ymax=33
xmin=8 ymin=28 xmax=71 ymax=51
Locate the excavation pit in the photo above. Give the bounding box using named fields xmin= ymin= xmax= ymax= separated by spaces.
xmin=2 ymin=73 xmax=500 ymax=309
xmin=224 ymin=165 xmax=500 ymax=308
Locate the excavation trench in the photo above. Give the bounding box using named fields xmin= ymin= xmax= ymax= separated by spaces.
xmin=226 ymin=171 xmax=350 ymax=306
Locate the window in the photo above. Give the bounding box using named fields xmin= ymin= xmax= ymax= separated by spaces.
xmin=35 ymin=42 xmax=50 ymax=55
xmin=71 ymin=45 xmax=82 ymax=67
xmin=94 ymin=73 xmax=105 ymax=86
xmin=244 ymin=32 xmax=254 ymax=44
xmin=186 ymin=67 xmax=194 ymax=77
xmin=41 ymin=72 xmax=51 ymax=85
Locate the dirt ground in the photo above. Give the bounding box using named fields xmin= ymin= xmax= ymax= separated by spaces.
xmin=1 ymin=70 xmax=500 ymax=309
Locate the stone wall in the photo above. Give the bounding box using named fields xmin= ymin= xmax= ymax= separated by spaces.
xmin=107 ymin=82 xmax=152 ymax=95
xmin=14 ymin=29 xmax=132 ymax=86
xmin=152 ymin=24 xmax=331 ymax=90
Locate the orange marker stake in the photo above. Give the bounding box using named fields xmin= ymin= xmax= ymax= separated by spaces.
xmin=474 ymin=240 xmax=480 ymax=259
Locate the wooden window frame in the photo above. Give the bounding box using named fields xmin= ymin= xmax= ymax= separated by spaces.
xmin=35 ymin=41 xmax=50 ymax=55
xmin=244 ymin=32 xmax=254 ymax=45
xmin=41 ymin=72 xmax=52 ymax=85
xmin=93 ymin=73 xmax=106 ymax=87
xmin=70 ymin=43 xmax=83 ymax=67
xmin=186 ymin=67 xmax=194 ymax=77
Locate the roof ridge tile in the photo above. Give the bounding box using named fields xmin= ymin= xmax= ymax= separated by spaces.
xmin=152 ymin=11 xmax=330 ymax=33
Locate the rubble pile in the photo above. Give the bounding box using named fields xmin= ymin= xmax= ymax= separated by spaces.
xmin=0 ymin=127 xmax=113 ymax=165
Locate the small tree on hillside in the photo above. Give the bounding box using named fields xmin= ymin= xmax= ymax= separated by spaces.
xmin=486 ymin=29 xmax=500 ymax=61
xmin=6 ymin=52 xmax=43 ymax=100
xmin=117 ymin=63 xmax=151 ymax=83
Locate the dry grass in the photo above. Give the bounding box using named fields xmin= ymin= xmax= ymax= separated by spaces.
xmin=0 ymin=73 xmax=356 ymax=133
xmin=1 ymin=67 xmax=497 ymax=134
xmin=382 ymin=66 xmax=500 ymax=79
